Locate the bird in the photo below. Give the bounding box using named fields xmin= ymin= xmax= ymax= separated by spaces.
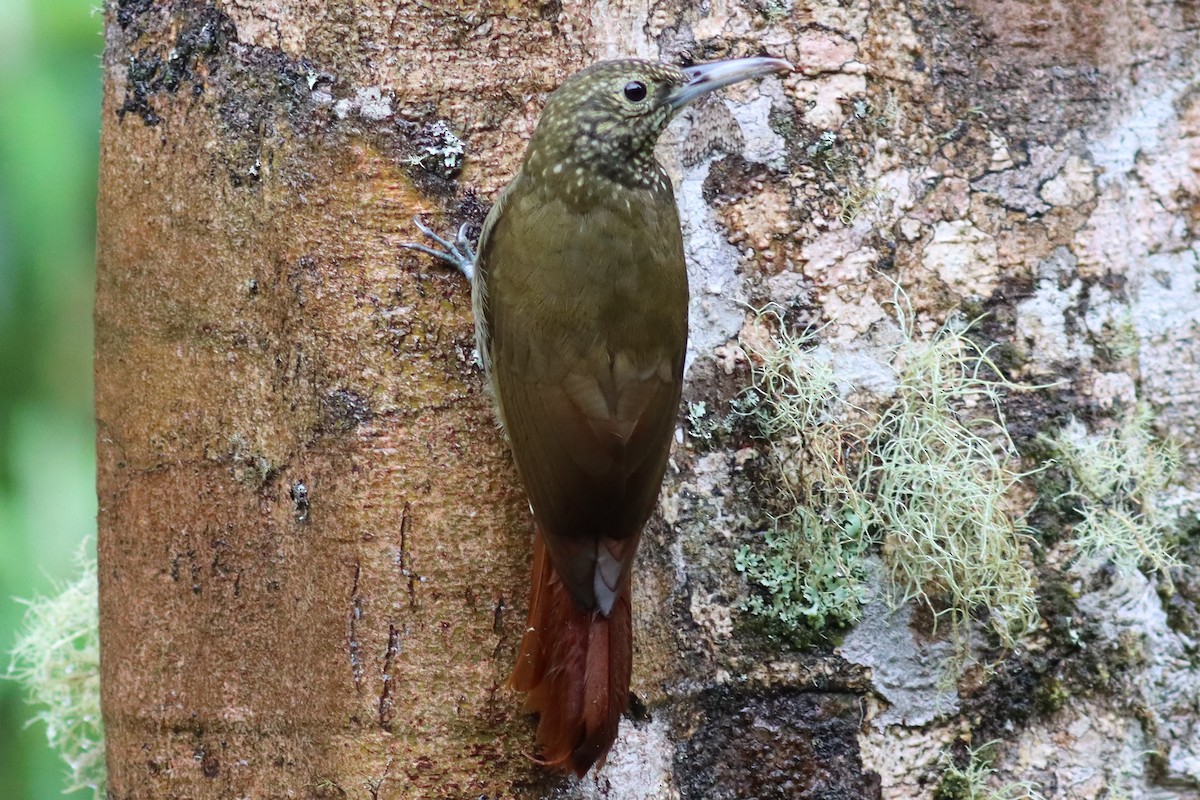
xmin=404 ymin=55 xmax=792 ymax=777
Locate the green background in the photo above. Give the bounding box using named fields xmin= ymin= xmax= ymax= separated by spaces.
xmin=0 ymin=0 xmax=102 ymax=797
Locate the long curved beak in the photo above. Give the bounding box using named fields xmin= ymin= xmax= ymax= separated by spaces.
xmin=667 ymin=56 xmax=794 ymax=110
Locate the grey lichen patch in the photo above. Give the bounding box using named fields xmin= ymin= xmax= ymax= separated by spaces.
xmin=210 ymin=46 xmax=339 ymax=187
xmin=333 ymin=86 xmax=394 ymax=122
xmin=403 ymin=120 xmax=467 ymax=179
xmin=922 ymin=220 xmax=1000 ymax=300
xmin=673 ymin=153 xmax=757 ymax=371
xmin=1074 ymin=571 xmax=1200 ymax=785
xmin=970 ymin=142 xmax=1079 ymax=217
xmin=657 ymin=71 xmax=796 ymax=369
xmin=1014 ymin=247 xmax=1094 ymax=371
xmin=6 ymin=545 xmax=105 ymax=799
xmin=840 ymin=560 xmax=962 ymax=728
xmin=992 ymin=699 xmax=1154 ymax=800
xmin=571 ymin=716 xmax=676 ymax=799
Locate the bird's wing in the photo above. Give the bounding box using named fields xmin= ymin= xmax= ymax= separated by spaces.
xmin=498 ymin=336 xmax=682 ymax=610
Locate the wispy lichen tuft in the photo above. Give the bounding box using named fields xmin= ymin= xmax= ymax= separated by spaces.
xmin=935 ymin=744 xmax=1045 ymax=800
xmin=736 ymin=317 xmax=874 ymax=632
xmin=735 ymin=297 xmax=1042 ymax=648
xmin=867 ymin=312 xmax=1039 ymax=647
xmin=1050 ymin=406 xmax=1179 ymax=578
xmin=7 ymin=544 xmax=105 ymax=799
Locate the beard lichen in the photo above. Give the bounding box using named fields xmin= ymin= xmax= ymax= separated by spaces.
xmin=934 ymin=743 xmax=1046 ymax=800
xmin=734 ymin=319 xmax=875 ymax=635
xmin=1048 ymin=406 xmax=1180 ymax=580
xmin=6 ymin=544 xmax=105 ymax=799
xmin=735 ymin=300 xmax=1041 ymax=648
xmin=868 ymin=311 xmax=1040 ymax=647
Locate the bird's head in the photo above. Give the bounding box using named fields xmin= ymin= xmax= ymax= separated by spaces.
xmin=524 ymin=57 xmax=792 ymax=190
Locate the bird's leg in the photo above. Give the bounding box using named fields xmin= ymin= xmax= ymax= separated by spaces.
xmin=400 ymin=217 xmax=476 ymax=282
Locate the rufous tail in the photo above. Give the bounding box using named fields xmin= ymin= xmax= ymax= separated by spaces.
xmin=508 ymin=531 xmax=632 ymax=777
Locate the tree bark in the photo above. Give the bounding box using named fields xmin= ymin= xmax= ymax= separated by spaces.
xmin=95 ymin=1 xmax=559 ymax=796
xmin=96 ymin=1 xmax=1200 ymax=799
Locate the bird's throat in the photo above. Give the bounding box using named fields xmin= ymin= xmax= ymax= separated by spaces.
xmin=522 ymin=149 xmax=675 ymax=214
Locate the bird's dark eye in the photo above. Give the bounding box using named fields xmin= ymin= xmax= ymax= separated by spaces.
xmin=623 ymin=81 xmax=648 ymax=102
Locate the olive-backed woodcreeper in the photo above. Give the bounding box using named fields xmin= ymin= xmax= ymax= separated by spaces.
xmin=405 ymin=56 xmax=792 ymax=776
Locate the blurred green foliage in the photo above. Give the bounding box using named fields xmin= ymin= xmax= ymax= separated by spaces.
xmin=0 ymin=0 xmax=102 ymax=797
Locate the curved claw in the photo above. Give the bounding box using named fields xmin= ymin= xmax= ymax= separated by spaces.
xmin=400 ymin=215 xmax=476 ymax=281
xmin=456 ymin=222 xmax=477 ymax=266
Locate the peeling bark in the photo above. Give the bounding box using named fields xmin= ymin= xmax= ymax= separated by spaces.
xmin=96 ymin=1 xmax=1200 ymax=799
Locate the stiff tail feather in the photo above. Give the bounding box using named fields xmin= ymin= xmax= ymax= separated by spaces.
xmin=509 ymin=531 xmax=632 ymax=777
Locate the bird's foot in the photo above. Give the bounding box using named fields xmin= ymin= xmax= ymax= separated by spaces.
xmin=400 ymin=217 xmax=476 ymax=281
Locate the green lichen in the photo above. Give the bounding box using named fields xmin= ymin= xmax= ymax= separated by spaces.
xmin=934 ymin=745 xmax=1044 ymax=800
xmin=1033 ymin=676 xmax=1070 ymax=714
xmin=1049 ymin=406 xmax=1179 ymax=579
xmin=736 ymin=298 xmax=1041 ymax=648
xmin=686 ymin=394 xmax=757 ymax=446
xmin=6 ymin=544 xmax=105 ymax=799
xmin=867 ymin=312 xmax=1039 ymax=647
xmin=734 ymin=503 xmax=872 ymax=633
xmin=735 ymin=320 xmax=874 ymax=633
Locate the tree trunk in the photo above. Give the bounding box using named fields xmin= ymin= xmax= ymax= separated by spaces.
xmin=95 ymin=1 xmax=554 ymax=796
xmin=96 ymin=1 xmax=1200 ymax=799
